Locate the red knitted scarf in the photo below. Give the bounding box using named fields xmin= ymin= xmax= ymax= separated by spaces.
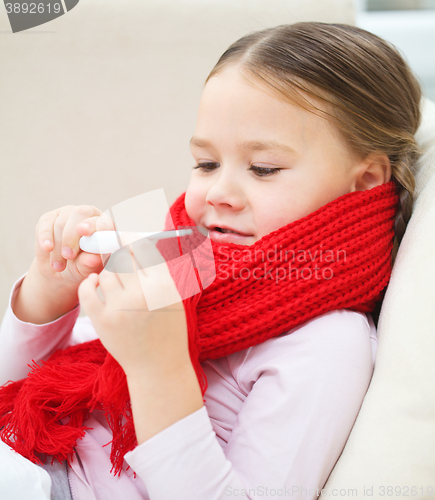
xmin=0 ymin=181 xmax=399 ymax=475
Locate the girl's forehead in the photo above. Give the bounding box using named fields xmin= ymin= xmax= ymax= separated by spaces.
xmin=199 ymin=69 xmax=331 ymax=133
xmin=202 ymin=65 xmax=327 ymax=109
xmin=196 ymin=78 xmax=331 ymax=151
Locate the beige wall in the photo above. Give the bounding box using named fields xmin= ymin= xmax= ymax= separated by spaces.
xmin=0 ymin=0 xmax=355 ymax=314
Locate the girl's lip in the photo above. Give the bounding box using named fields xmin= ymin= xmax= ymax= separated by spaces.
xmin=208 ymin=228 xmax=254 ymax=243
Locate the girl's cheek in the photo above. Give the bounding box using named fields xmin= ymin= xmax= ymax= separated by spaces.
xmin=184 ymin=188 xmax=202 ymax=222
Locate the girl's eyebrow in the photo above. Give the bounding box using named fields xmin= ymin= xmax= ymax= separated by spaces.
xmin=189 ymin=136 xmax=297 ymax=155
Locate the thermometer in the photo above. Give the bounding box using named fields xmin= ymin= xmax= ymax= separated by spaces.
xmin=79 ymin=229 xmax=193 ymax=254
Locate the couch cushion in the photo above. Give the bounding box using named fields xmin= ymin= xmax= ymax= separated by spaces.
xmin=323 ymin=96 xmax=435 ymax=497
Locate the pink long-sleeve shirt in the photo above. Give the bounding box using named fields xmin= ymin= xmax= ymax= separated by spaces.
xmin=0 ymin=273 xmax=378 ymax=500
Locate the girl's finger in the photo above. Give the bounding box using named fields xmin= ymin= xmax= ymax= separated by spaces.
xmin=98 ymin=268 xmax=124 ymax=290
xmin=132 ymin=242 xmax=175 ymax=287
xmin=76 ymin=212 xmax=116 ymax=238
xmin=50 ymin=209 xmax=73 ymax=272
xmin=78 ymin=273 xmax=105 ymax=314
xmin=97 ymin=269 xmax=127 ymax=306
xmin=130 ymin=244 xmax=184 ymax=310
xmin=130 ymin=240 xmax=162 ymax=276
xmin=35 ymin=209 xmax=61 ymax=253
xmin=61 ymin=207 xmax=110 ymax=262
xmin=75 ymin=251 xmax=106 ymax=272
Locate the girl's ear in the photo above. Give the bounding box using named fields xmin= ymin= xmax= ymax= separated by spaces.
xmin=352 ymin=152 xmax=392 ymax=191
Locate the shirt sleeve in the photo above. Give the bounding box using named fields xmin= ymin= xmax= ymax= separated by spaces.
xmin=0 ymin=273 xmax=97 ymax=385
xmin=123 ymin=309 xmax=375 ymax=500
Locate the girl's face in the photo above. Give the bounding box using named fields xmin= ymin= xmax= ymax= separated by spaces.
xmin=185 ymin=66 xmax=361 ymax=245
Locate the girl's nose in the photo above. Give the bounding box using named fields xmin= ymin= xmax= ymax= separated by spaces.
xmin=205 ymin=167 xmax=245 ymax=211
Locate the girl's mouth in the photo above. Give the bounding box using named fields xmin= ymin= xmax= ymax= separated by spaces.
xmin=215 ymin=227 xmax=240 ymax=234
xmin=208 ymin=226 xmax=254 ymax=243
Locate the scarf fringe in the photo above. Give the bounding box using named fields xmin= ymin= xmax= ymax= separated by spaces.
xmin=0 ymin=342 xmax=104 ymax=467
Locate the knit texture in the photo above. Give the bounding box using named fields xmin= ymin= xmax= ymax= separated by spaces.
xmin=0 ymin=181 xmax=399 ymax=476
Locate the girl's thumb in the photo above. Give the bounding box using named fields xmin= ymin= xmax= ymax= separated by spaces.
xmin=76 ymin=251 xmax=106 ymax=277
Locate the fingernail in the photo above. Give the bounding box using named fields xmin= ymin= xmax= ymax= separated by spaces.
xmin=52 ymin=262 xmax=64 ymax=271
xmin=62 ymin=247 xmax=73 ymax=258
xmin=80 ymin=223 xmax=90 ymax=230
xmin=43 ymin=239 xmax=51 ymax=247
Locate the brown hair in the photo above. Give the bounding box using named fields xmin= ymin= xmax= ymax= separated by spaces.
xmin=205 ymin=22 xmax=423 ymax=270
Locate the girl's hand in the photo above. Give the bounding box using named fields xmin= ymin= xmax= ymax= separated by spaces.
xmin=77 ymin=240 xmax=190 ymax=378
xmin=34 ymin=205 xmax=115 ymax=290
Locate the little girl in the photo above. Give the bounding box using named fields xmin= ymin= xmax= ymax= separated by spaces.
xmin=0 ymin=22 xmax=422 ymax=500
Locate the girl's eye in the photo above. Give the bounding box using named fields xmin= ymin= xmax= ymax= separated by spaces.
xmin=249 ymin=165 xmax=282 ymax=177
xmin=193 ymin=162 xmax=218 ymax=172
xmin=193 ymin=163 xmax=281 ymax=177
